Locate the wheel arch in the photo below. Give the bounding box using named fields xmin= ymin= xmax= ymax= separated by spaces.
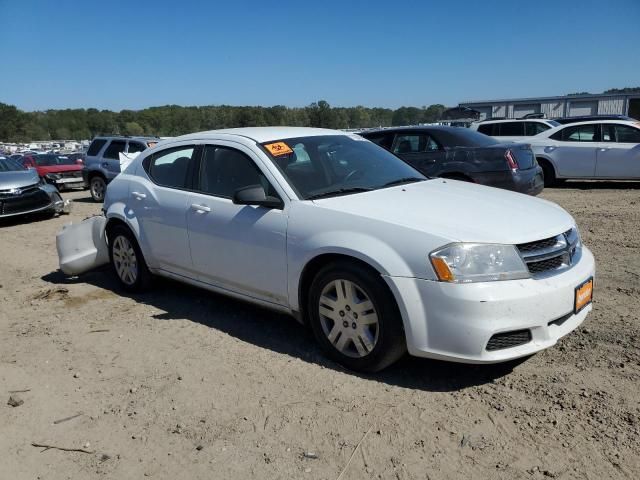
xmin=296 ymin=252 xmax=397 ymax=326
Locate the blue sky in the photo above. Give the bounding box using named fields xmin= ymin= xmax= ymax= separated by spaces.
xmin=1 ymin=0 xmax=639 ymax=111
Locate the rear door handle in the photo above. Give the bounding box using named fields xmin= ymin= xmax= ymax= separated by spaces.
xmin=131 ymin=191 xmax=146 ymax=200
xmin=599 ymin=148 xmax=610 ymax=152
xmin=190 ymin=203 xmax=211 ymax=213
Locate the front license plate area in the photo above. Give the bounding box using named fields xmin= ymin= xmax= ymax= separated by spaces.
xmin=574 ymin=277 xmax=593 ymax=314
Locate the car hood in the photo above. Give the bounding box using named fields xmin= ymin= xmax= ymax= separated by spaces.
xmin=311 ymin=179 xmax=574 ymax=244
xmin=0 ymin=169 xmax=40 ymax=190
xmin=36 ymin=165 xmax=83 ymax=174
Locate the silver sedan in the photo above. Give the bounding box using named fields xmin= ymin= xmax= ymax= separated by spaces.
xmin=522 ymin=120 xmax=640 ymax=185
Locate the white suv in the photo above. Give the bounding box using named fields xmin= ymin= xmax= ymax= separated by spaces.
xmin=99 ymin=127 xmax=595 ymax=372
xmin=471 ymin=119 xmax=560 ymax=142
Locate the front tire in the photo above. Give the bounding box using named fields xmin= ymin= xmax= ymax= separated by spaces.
xmin=90 ymin=176 xmax=107 ymax=202
xmin=108 ymin=225 xmax=152 ymax=292
xmin=307 ymin=261 xmax=406 ymax=372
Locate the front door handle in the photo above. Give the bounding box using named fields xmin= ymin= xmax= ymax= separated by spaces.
xmin=599 ymin=148 xmax=610 ymax=152
xmin=190 ymin=203 xmax=211 ymax=213
xmin=131 ymin=191 xmax=146 ymax=200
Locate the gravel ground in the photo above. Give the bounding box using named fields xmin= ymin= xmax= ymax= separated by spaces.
xmin=1 ymin=182 xmax=639 ymax=479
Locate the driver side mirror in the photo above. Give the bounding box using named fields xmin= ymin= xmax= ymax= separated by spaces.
xmin=232 ymin=184 xmax=283 ymax=209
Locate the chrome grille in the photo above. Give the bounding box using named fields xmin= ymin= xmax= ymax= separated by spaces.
xmin=517 ymin=228 xmax=580 ymax=277
xmin=486 ymin=329 xmax=532 ymax=351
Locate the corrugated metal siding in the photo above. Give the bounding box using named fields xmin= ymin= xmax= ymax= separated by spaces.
xmin=541 ymin=101 xmax=565 ymax=118
xmin=598 ymin=97 xmax=625 ymax=114
xmin=492 ymin=105 xmax=507 ymax=117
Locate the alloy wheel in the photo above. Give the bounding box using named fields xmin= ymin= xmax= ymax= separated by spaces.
xmin=91 ymin=177 xmax=105 ymax=201
xmin=318 ymin=279 xmax=379 ymax=358
xmin=112 ymin=235 xmax=138 ymax=285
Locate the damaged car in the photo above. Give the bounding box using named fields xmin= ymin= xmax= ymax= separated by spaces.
xmin=57 ymin=127 xmax=595 ymax=373
xmin=0 ymin=156 xmax=71 ymax=219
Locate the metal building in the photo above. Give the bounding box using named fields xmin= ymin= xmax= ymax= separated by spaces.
xmin=459 ymin=92 xmax=640 ymax=120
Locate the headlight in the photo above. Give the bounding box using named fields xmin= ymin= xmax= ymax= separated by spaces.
xmin=45 ymin=173 xmax=61 ymax=181
xmin=430 ymin=243 xmax=530 ymax=283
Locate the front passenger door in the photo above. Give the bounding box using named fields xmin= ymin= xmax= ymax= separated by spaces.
xmin=595 ymin=123 xmax=640 ymax=178
xmin=186 ymin=144 xmax=289 ymax=306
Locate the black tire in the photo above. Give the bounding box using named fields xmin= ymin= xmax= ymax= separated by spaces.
xmin=307 ymin=261 xmax=406 ymax=372
xmin=90 ymin=175 xmax=107 ymax=202
xmin=539 ymin=159 xmax=557 ymax=187
xmin=441 ymin=173 xmax=474 ymax=183
xmin=107 ymin=225 xmax=152 ymax=293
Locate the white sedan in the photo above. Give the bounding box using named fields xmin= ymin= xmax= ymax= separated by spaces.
xmin=98 ymin=127 xmax=595 ymax=372
xmin=522 ymin=120 xmax=640 ymax=185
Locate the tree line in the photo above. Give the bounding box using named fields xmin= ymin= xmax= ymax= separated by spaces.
xmin=0 ymin=101 xmax=447 ymax=143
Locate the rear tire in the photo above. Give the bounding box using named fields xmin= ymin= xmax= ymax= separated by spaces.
xmin=307 ymin=261 xmax=406 ymax=372
xmin=539 ymin=159 xmax=557 ymax=187
xmin=90 ymin=175 xmax=107 ymax=202
xmin=107 ymin=225 xmax=152 ymax=293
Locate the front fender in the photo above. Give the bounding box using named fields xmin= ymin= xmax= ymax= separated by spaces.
xmin=287 ymin=231 xmax=416 ymax=312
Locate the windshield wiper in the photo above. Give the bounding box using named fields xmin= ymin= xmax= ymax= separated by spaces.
xmin=307 ymin=187 xmax=374 ymax=200
xmin=380 ymin=177 xmax=425 ymax=188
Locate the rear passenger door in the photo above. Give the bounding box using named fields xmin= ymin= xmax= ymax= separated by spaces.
xmin=595 ymin=123 xmax=640 ymax=178
xmin=129 ymin=143 xmax=200 ymax=276
xmin=390 ymin=133 xmax=446 ymax=175
xmin=186 ymin=142 xmax=289 ymax=306
xmin=548 ymin=124 xmax=598 ymax=177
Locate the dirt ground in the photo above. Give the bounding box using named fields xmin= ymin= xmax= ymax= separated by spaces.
xmin=1 ymin=182 xmax=639 ymax=480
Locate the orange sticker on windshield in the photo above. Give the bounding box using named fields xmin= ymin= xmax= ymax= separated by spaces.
xmin=264 ymin=142 xmax=293 ymax=156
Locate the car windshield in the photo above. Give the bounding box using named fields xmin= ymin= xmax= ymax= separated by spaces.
xmin=34 ymin=154 xmax=76 ymax=166
xmin=261 ymin=135 xmax=426 ymax=199
xmin=0 ymin=157 xmax=27 ymax=172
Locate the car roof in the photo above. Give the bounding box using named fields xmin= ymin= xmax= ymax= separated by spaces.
xmin=474 ymin=118 xmax=553 ymax=124
xmin=167 ymin=127 xmax=346 ymax=144
xmin=93 ymin=135 xmax=160 ymax=141
xmin=360 ymin=125 xmax=469 ymax=134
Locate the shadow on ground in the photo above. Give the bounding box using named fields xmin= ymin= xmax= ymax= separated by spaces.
xmin=42 ymin=268 xmax=527 ymax=392
xmin=552 ymin=180 xmax=640 ymax=190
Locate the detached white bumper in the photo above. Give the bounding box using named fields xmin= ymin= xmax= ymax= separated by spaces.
xmin=385 ymin=247 xmax=596 ymax=363
xmin=56 ymin=216 xmax=109 ymax=275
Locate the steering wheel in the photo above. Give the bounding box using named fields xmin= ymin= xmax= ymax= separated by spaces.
xmin=343 ymin=169 xmax=365 ymax=183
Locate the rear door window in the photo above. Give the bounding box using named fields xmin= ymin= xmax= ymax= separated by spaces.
xmin=87 ymin=139 xmax=107 ymax=156
xmin=363 ymin=133 xmax=394 ymax=150
xmin=551 ymin=124 xmax=597 ymax=142
xmin=102 ymin=140 xmax=127 ymax=159
xmin=147 ymin=146 xmax=195 ymax=189
xmin=498 ymin=122 xmax=525 ymax=136
xmin=392 ymin=134 xmax=440 ymax=154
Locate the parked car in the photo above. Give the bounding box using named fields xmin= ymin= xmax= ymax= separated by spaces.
xmin=552 ymin=114 xmax=636 ymax=125
xmin=20 ymin=154 xmax=85 ymax=190
xmin=0 ymin=156 xmax=70 ymax=218
xmin=83 ymin=136 xmax=160 ymax=202
xmin=515 ymin=120 xmax=640 ymax=185
xmin=64 ymin=152 xmax=86 ymax=165
xmin=359 ymin=126 xmax=544 ymax=195
xmin=69 ymin=127 xmax=595 ymax=372
xmin=470 ymin=118 xmax=560 ymax=142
